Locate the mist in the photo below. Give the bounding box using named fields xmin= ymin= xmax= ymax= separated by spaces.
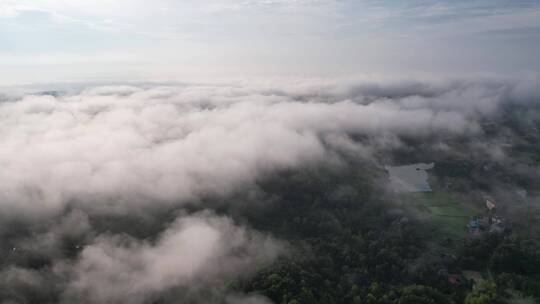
xmin=0 ymin=77 xmax=539 ymax=303
xmin=3 ymin=78 xmax=538 ymax=213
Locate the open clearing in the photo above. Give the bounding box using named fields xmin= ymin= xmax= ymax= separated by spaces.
xmin=401 ymin=192 xmax=478 ymax=239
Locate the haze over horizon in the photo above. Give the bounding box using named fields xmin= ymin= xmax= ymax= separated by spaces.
xmin=1 ymin=0 xmax=540 ymax=84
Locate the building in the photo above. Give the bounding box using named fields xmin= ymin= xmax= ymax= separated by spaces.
xmin=486 ymin=199 xmax=496 ymax=212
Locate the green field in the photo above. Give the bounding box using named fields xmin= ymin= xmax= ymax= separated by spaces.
xmin=401 ymin=192 xmax=478 ymax=240
xmin=511 ymin=150 xmax=540 ymax=167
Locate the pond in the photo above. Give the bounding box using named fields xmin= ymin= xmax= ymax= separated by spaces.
xmin=385 ymin=163 xmax=434 ymax=192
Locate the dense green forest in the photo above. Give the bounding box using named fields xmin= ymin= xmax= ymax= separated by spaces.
xmin=225 ymin=106 xmax=540 ymax=304
xmin=223 ymin=161 xmax=540 ymax=304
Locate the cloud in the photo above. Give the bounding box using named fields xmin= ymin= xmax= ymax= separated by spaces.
xmin=0 ymin=80 xmax=503 ymax=214
xmin=0 ymin=211 xmax=281 ymax=304
xmin=3 ymin=76 xmax=540 ymax=215
xmin=0 ymin=77 xmax=538 ymax=303
xmin=60 ymin=212 xmax=281 ymax=303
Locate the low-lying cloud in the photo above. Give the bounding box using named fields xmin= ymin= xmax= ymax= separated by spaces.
xmin=0 ymin=77 xmax=538 ymax=303
xmin=61 ymin=212 xmax=281 ymax=303
xmin=0 ymin=211 xmax=282 ymax=304
xmin=4 ymin=78 xmax=534 ymax=214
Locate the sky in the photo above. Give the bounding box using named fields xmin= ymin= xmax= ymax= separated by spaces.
xmin=1 ymin=0 xmax=540 ymax=84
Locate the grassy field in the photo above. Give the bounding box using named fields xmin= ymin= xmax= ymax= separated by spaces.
xmin=401 ymin=191 xmax=478 ymax=240
xmin=510 ymin=150 xmax=540 ymax=167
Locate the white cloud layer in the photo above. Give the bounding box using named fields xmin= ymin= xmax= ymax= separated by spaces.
xmin=2 ymin=78 xmax=537 ymax=215
xmin=0 ymin=80 xmax=509 ymax=214
xmin=0 ymin=77 xmax=538 ymax=303
xmin=0 ymin=211 xmax=281 ymax=304
xmin=61 ymin=212 xmax=281 ymax=303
